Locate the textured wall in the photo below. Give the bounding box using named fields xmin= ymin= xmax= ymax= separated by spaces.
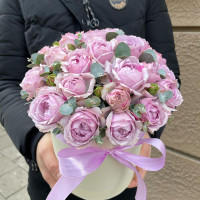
xmin=146 ymin=1 xmax=200 ymax=199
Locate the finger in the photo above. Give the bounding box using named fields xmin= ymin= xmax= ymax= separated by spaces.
xmin=42 ymin=147 xmax=61 ymax=181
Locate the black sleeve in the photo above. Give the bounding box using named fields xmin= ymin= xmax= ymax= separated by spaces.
xmin=0 ymin=0 xmax=45 ymax=161
xmin=145 ymin=0 xmax=181 ymax=138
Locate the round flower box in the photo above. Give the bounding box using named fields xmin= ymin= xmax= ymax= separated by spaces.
xmin=52 ymin=133 xmax=142 ymax=200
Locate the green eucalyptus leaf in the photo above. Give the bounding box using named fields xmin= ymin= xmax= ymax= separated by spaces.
xmin=90 ymin=63 xmax=104 ymax=78
xmin=31 ymin=53 xmax=44 ymax=65
xmin=130 ymin=104 xmax=146 ymax=118
xmin=67 ymin=44 xmax=76 ymax=50
xmin=85 ymin=96 xmax=101 ymax=108
xmin=95 ymin=136 xmax=103 ymax=145
xmin=40 ymin=72 xmax=51 ymax=77
xmin=116 ymin=30 xmax=125 ymax=35
xmin=159 ymin=91 xmax=173 ymax=103
xmin=27 ymin=63 xmax=37 ymax=68
xmin=158 ymin=93 xmax=166 ymax=103
xmin=82 ymin=43 xmax=87 ymax=48
xmin=106 ymin=32 xmax=119 ymax=41
xmin=135 ymin=104 xmax=146 ymax=114
xmin=147 ymin=83 xmax=160 ymax=95
xmin=77 ymin=33 xmax=82 ymax=40
xmin=76 ymin=42 xmax=85 ymax=48
xmin=74 ymin=39 xmax=80 ymax=46
xmin=92 ymin=96 xmax=101 ymax=106
xmin=115 ymin=42 xmax=131 ymax=59
xmin=139 ymin=52 xmax=154 ymax=63
xmin=20 ymin=90 xmax=28 ymax=99
xmin=133 ymin=110 xmax=141 ymax=118
xmin=52 ymin=61 xmax=61 ymax=75
xmin=53 ymin=41 xmax=59 ymax=46
xmin=44 ymin=66 xmax=50 ymax=73
xmin=52 ymin=127 xmax=61 ymax=135
xmin=158 ymin=69 xmax=166 ymax=79
xmin=85 ymin=99 xmax=94 ymax=108
xmin=59 ymin=104 xmax=74 ymax=115
xmin=177 ymin=82 xmax=180 ymax=89
xmin=144 ymin=49 xmax=157 ymax=62
xmin=164 ymin=91 xmax=173 ymax=101
xmin=68 ymin=97 xmax=76 ymax=108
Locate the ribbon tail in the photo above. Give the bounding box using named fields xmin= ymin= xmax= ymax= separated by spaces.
xmin=46 ymin=176 xmax=85 ymax=200
xmin=128 ymin=164 xmax=146 ymax=200
xmin=112 ymin=154 xmax=146 ymax=200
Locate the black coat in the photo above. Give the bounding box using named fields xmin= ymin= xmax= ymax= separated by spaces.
xmin=0 ymin=0 xmax=180 ymax=162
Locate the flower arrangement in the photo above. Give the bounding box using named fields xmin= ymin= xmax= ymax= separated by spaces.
xmin=20 ymin=28 xmax=183 ymax=200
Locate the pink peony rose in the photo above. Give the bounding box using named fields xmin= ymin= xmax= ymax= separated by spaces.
xmin=20 ymin=66 xmax=45 ymax=100
xmin=59 ymin=32 xmax=78 ymax=48
xmin=145 ymin=63 xmax=161 ymax=83
xmin=106 ymin=111 xmax=142 ymax=146
xmin=87 ymin=37 xmax=114 ymax=65
xmin=105 ymin=56 xmax=149 ymax=93
xmin=139 ymin=98 xmax=168 ymax=132
xmin=44 ymin=46 xmax=67 ymax=66
xmin=158 ymin=79 xmax=183 ymax=108
xmin=55 ymin=73 xmax=95 ymax=99
xmin=116 ymin=35 xmax=149 ymax=58
xmin=82 ymin=28 xmax=119 ymax=43
xmin=106 ymin=87 xmax=131 ymax=112
xmin=28 ymin=87 xmax=65 ymax=132
xmin=38 ymin=46 xmax=50 ymax=55
xmin=64 ymin=107 xmax=101 ymax=146
xmin=61 ymin=49 xmax=92 ymax=73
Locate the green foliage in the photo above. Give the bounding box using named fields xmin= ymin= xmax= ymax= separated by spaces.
xmin=27 ymin=63 xmax=37 ymax=68
xmin=53 ymin=41 xmax=59 ymax=46
xmin=90 ymin=63 xmax=104 ymax=78
xmin=147 ymin=83 xmax=160 ymax=95
xmin=106 ymin=32 xmax=119 ymax=41
xmin=115 ymin=42 xmax=131 ymax=59
xmin=139 ymin=52 xmax=154 ymax=63
xmin=31 ymin=53 xmax=44 ymax=65
xmin=143 ymin=122 xmax=149 ymax=132
xmin=116 ymin=30 xmax=125 ymax=35
xmin=157 ymin=69 xmax=166 ymax=79
xmin=85 ymin=96 xmax=101 ymax=108
xmin=52 ymin=127 xmax=61 ymax=135
xmin=59 ymin=97 xmax=77 ymax=115
xmin=46 ymin=74 xmax=56 ymax=86
xmin=95 ymin=136 xmax=103 ymax=145
xmin=52 ymin=61 xmax=62 ymax=75
xmin=94 ymin=86 xmax=103 ymax=98
xmin=130 ymin=104 xmax=146 ymax=118
xmin=158 ymin=91 xmax=173 ymax=103
xmin=144 ymin=49 xmax=157 ymax=62
xmin=67 ymin=44 xmax=76 ymax=50
xmin=20 ymin=90 xmax=28 ymax=99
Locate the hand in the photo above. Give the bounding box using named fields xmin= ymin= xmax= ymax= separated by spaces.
xmin=36 ymin=133 xmax=61 ymax=188
xmin=127 ymin=133 xmax=151 ymax=188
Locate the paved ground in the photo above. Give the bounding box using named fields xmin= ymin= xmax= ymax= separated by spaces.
xmin=0 ymin=125 xmax=30 ymax=200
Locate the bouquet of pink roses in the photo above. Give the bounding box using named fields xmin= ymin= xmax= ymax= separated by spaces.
xmin=20 ymin=28 xmax=183 ymax=200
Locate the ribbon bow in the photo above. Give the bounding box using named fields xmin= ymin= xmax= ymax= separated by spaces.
xmin=47 ymin=137 xmax=166 ymax=200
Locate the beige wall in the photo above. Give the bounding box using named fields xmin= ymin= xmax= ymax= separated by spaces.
xmin=146 ymin=1 xmax=200 ymax=199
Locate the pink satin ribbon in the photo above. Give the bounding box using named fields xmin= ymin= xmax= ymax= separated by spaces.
xmin=47 ymin=136 xmax=166 ymax=200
